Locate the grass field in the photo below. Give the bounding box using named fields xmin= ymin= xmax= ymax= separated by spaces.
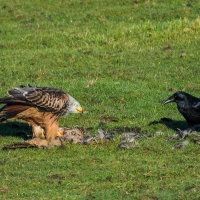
xmin=1 ymin=0 xmax=200 ymax=199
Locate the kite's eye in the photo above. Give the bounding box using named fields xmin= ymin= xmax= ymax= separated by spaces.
xmin=74 ymin=103 xmax=79 ymax=107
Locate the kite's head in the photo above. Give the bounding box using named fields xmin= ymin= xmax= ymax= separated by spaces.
xmin=67 ymin=95 xmax=83 ymax=114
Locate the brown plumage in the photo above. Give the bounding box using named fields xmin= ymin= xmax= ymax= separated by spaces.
xmin=0 ymin=85 xmax=83 ymax=142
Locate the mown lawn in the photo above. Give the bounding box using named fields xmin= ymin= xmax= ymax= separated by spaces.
xmin=1 ymin=0 xmax=200 ymax=199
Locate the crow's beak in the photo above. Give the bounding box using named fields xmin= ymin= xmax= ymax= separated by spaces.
xmin=163 ymin=97 xmax=175 ymax=105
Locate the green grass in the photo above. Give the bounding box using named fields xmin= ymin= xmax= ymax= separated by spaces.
xmin=1 ymin=0 xmax=200 ymax=199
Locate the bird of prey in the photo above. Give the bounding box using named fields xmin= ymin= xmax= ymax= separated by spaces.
xmin=0 ymin=85 xmax=83 ymax=142
xmin=164 ymin=91 xmax=200 ymax=127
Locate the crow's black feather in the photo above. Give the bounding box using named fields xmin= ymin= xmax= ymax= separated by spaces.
xmin=164 ymin=91 xmax=200 ymax=127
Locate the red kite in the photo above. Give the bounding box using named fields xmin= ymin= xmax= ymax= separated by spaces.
xmin=0 ymin=85 xmax=83 ymax=142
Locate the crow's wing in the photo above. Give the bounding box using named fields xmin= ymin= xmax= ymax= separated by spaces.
xmin=192 ymin=99 xmax=200 ymax=110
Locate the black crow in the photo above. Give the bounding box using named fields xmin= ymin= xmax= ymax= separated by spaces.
xmin=164 ymin=91 xmax=200 ymax=127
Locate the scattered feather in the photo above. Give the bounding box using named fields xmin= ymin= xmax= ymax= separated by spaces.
xmin=120 ymin=132 xmax=148 ymax=140
xmin=192 ymin=139 xmax=200 ymax=145
xmin=154 ymin=131 xmax=164 ymax=137
xmin=118 ymin=142 xmax=138 ymax=149
xmin=78 ymin=129 xmax=114 ymax=145
xmin=176 ymin=128 xmax=191 ymax=139
xmin=118 ymin=132 xmax=140 ymax=149
xmin=166 ymin=134 xmax=180 ymax=142
xmin=172 ymin=140 xmax=189 ymax=149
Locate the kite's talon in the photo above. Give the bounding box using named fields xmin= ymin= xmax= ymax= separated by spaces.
xmin=56 ymin=132 xmax=63 ymax=137
xmin=41 ymin=132 xmax=45 ymax=138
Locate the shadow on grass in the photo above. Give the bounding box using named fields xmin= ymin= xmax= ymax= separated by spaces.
xmin=0 ymin=121 xmax=32 ymax=140
xmin=149 ymin=118 xmax=188 ymax=131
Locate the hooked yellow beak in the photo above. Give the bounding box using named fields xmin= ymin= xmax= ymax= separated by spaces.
xmin=76 ymin=107 xmax=83 ymax=113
